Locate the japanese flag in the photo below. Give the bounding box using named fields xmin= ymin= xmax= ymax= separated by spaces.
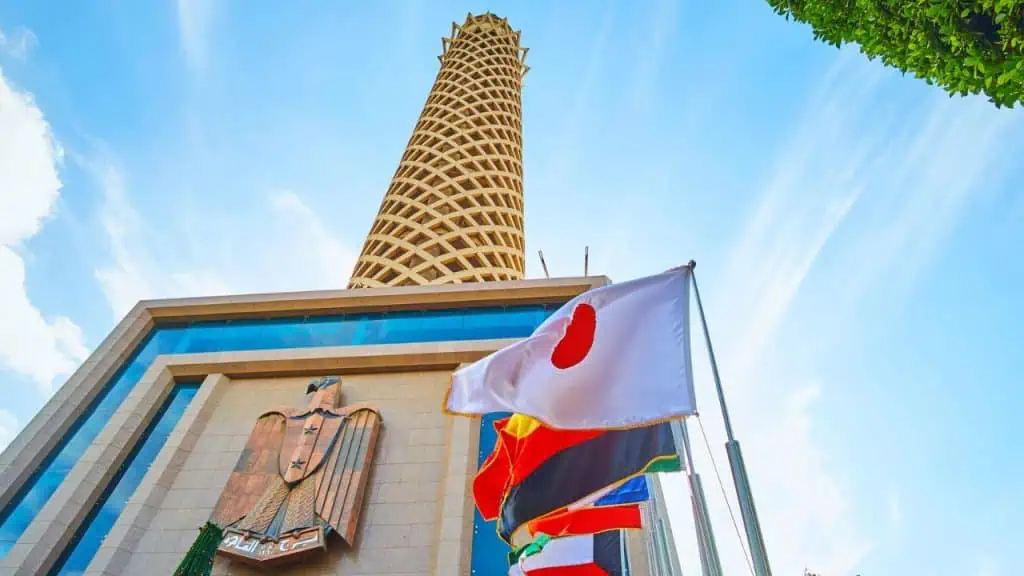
xmin=445 ymin=266 xmax=697 ymax=429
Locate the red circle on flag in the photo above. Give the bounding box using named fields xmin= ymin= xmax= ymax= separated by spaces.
xmin=550 ymin=303 xmax=597 ymax=369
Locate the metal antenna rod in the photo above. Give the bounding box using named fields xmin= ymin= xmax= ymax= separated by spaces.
xmin=538 ymin=250 xmax=550 ymax=279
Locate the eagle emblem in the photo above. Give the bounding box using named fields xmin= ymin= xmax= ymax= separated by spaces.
xmin=209 ymin=376 xmax=382 ymax=568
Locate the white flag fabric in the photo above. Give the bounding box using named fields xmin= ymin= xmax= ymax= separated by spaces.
xmin=508 ymin=532 xmax=624 ymax=575
xmin=446 ymin=266 xmax=696 ymax=429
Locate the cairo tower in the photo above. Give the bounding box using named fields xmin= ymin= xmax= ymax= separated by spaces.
xmin=349 ymin=13 xmax=527 ymax=287
xmin=0 ymin=13 xmax=679 ymax=576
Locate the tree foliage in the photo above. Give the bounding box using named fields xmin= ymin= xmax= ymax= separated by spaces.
xmin=765 ymin=0 xmax=1024 ymax=108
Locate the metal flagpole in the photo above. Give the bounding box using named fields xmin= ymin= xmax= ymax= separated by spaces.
xmin=649 ymin=474 xmax=685 ymax=576
xmin=640 ymin=497 xmax=660 ymax=574
xmin=656 ymin=520 xmax=678 ymax=576
xmin=672 ymin=418 xmax=723 ymax=576
xmin=620 ymin=529 xmax=629 ymax=575
xmin=687 ymin=260 xmax=773 ymax=576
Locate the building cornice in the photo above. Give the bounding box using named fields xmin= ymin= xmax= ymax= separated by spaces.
xmin=142 ymin=275 xmax=610 ymax=322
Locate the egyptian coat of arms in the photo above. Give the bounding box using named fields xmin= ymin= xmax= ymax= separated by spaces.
xmin=209 ymin=376 xmax=382 ymax=568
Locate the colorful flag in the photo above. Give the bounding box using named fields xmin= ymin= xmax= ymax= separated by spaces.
xmin=517 ymin=477 xmax=648 ymax=544
xmin=508 ymin=532 xmax=625 ymax=575
xmin=594 ymin=476 xmax=650 ymax=505
xmin=473 ymin=414 xmax=680 ymax=544
xmin=446 ymin=266 xmax=696 ymax=429
xmin=473 ymin=414 xmax=602 ymax=520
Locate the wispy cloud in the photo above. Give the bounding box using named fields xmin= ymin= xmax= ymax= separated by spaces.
xmin=0 ymin=26 xmax=37 ymax=60
xmin=716 ymin=49 xmax=885 ymax=386
xmin=659 ymin=47 xmax=1021 ymax=576
xmin=0 ymin=409 xmax=18 ymax=452
xmin=528 ymin=0 xmax=615 ymax=202
xmin=823 ymin=94 xmax=1020 ymax=318
xmin=0 ymin=64 xmax=88 ymax=395
xmin=688 ymin=59 xmax=890 ymax=576
xmin=176 ymin=0 xmax=216 ymax=72
xmin=626 ymin=0 xmax=677 ymax=114
xmin=87 ymin=157 xmax=231 ymax=321
xmin=268 ymin=191 xmax=358 ymax=288
xmin=87 ymin=156 xmax=356 ymax=321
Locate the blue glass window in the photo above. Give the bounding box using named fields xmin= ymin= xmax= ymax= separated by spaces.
xmin=49 ymin=384 xmax=200 ymax=575
xmin=471 ymin=412 xmax=515 ymax=575
xmin=0 ymin=305 xmax=556 ymax=562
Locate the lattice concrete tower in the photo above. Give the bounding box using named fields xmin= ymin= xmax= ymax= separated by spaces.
xmin=348 ymin=12 xmax=529 ymax=288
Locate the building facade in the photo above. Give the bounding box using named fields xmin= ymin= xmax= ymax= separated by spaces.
xmin=0 ymin=13 xmax=681 ymax=576
xmin=0 ymin=278 xmax=634 ymax=575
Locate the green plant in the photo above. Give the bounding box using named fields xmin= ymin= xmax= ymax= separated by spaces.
xmin=173 ymin=522 xmax=223 ymax=576
xmin=765 ymin=0 xmax=1024 ymax=108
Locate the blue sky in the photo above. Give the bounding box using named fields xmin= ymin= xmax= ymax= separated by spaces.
xmin=1 ymin=1 xmax=1022 ymax=574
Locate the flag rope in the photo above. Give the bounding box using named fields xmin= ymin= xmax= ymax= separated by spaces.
xmin=696 ymin=415 xmax=755 ymax=576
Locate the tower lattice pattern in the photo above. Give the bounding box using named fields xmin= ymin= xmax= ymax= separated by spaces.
xmin=348 ymin=13 xmax=529 ymax=288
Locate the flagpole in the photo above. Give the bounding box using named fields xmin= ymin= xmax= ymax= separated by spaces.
xmin=649 ymin=475 xmax=684 ymax=576
xmin=640 ymin=497 xmax=664 ymax=575
xmin=687 ymin=261 xmax=773 ymax=576
xmin=672 ymin=419 xmax=722 ymax=576
xmin=619 ymin=529 xmax=629 ymax=575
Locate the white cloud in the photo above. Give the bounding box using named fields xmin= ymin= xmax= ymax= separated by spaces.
xmin=0 ymin=27 xmax=37 ymax=60
xmin=0 ymin=70 xmax=62 ymax=246
xmin=0 ymin=409 xmax=19 ymax=452
xmin=89 ymin=159 xmax=357 ymax=320
xmin=268 ymin=190 xmax=358 ymax=288
xmin=90 ymin=158 xmax=233 ymax=320
xmin=660 ymin=48 xmax=1020 ymax=576
xmin=747 ymin=383 xmax=872 ymax=574
xmin=0 ymin=66 xmax=88 ymax=395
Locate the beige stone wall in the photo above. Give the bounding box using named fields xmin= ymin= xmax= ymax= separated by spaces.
xmin=627 ymin=528 xmax=652 ymax=575
xmin=123 ymin=371 xmax=457 ymax=575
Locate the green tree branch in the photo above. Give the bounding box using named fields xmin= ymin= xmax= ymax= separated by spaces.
xmin=766 ymin=0 xmax=1024 ymax=108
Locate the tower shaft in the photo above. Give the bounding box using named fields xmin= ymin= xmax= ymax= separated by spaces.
xmin=348 ymin=13 xmax=529 ymax=288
